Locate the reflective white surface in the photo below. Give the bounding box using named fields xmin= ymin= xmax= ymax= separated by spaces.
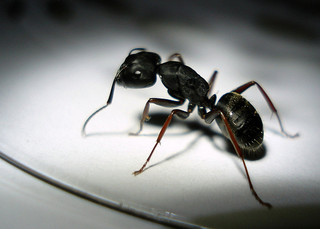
xmin=0 ymin=0 xmax=319 ymax=228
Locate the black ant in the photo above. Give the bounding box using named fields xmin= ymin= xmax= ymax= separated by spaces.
xmin=82 ymin=48 xmax=298 ymax=209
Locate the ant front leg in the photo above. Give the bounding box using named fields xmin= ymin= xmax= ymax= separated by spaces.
xmin=130 ymin=98 xmax=184 ymax=135
xmin=133 ymin=109 xmax=190 ymax=176
xmin=204 ymin=109 xmax=272 ymax=209
xmin=232 ymin=81 xmax=299 ymax=138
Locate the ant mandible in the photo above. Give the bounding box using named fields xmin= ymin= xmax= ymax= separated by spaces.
xmin=82 ymin=48 xmax=298 ymax=209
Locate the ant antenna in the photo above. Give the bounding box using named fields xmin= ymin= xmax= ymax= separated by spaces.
xmin=81 ymin=104 xmax=108 ymax=136
xmin=82 ymin=62 xmax=131 ymax=136
xmin=81 ymin=78 xmax=117 ymax=136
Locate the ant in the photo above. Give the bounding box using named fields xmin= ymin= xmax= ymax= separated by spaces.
xmin=82 ymin=48 xmax=298 ymax=209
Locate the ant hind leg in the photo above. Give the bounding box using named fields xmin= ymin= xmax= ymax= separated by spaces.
xmin=232 ymin=81 xmax=299 ymax=138
xmin=218 ymin=110 xmax=272 ymax=209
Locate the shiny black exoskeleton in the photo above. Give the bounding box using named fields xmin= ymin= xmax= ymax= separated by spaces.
xmin=82 ymin=48 xmax=298 ymax=209
xmin=216 ymin=92 xmax=263 ymax=150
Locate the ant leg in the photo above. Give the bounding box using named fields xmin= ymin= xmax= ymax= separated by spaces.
xmin=212 ymin=109 xmax=272 ymax=208
xmin=129 ymin=48 xmax=146 ymax=55
xmin=133 ymin=109 xmax=190 ymax=176
xmin=207 ymin=70 xmax=218 ymax=97
xmin=168 ymin=53 xmax=185 ymax=64
xmin=204 ymin=108 xmax=219 ymax=124
xmin=232 ymin=81 xmax=298 ymax=138
xmin=130 ymin=98 xmax=185 ymax=135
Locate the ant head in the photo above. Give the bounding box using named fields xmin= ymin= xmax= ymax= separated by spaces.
xmin=82 ymin=49 xmax=161 ymax=136
xmin=116 ymin=50 xmax=161 ymax=88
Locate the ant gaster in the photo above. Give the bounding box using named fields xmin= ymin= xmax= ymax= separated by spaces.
xmin=82 ymin=48 xmax=298 ymax=209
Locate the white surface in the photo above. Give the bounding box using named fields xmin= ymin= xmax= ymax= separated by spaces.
xmin=0 ymin=0 xmax=319 ymax=228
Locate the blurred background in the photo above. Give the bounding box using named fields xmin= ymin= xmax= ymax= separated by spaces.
xmin=0 ymin=0 xmax=319 ymax=228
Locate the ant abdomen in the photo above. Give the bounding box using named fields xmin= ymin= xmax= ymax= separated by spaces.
xmin=216 ymin=92 xmax=264 ymax=151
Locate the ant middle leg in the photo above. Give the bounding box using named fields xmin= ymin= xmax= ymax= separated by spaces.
xmin=207 ymin=70 xmax=218 ymax=97
xmin=133 ymin=109 xmax=190 ymax=176
xmin=130 ymin=98 xmax=185 ymax=135
xmin=232 ymin=81 xmax=298 ymax=138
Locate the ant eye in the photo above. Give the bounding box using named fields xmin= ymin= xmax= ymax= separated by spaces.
xmin=133 ymin=70 xmax=142 ymax=79
xmin=134 ymin=70 xmax=141 ymax=76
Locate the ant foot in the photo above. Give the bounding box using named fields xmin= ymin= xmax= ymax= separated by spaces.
xmin=133 ymin=170 xmax=143 ymax=176
xmin=260 ymin=201 xmax=272 ymax=209
xmin=145 ymin=115 xmax=151 ymax=121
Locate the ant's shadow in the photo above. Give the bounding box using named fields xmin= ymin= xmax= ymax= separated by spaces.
xmin=144 ymin=112 xmax=267 ymax=162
